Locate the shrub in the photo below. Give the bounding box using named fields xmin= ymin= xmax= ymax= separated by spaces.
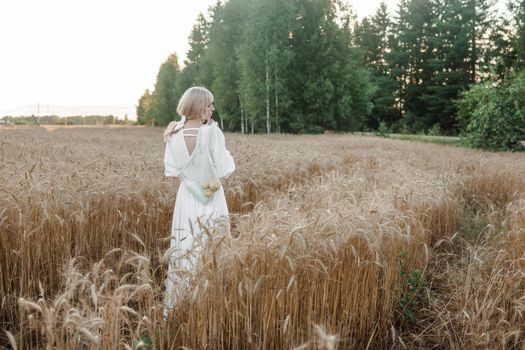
xmin=427 ymin=123 xmax=442 ymax=136
xmin=458 ymin=72 xmax=525 ymax=151
xmin=304 ymin=124 xmax=325 ymax=134
xmin=375 ymin=121 xmax=390 ymax=138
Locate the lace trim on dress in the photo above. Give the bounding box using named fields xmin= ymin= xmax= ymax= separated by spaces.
xmin=163 ymin=116 xmax=187 ymax=142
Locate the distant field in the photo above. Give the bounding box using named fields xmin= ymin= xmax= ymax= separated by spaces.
xmin=354 ymin=131 xmax=461 ymax=146
xmin=1 ymin=126 xmax=524 ymax=349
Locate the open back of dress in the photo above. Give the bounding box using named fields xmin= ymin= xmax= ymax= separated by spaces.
xmin=180 ymin=127 xmax=199 ymax=156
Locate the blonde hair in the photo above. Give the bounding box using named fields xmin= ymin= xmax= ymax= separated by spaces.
xmin=163 ymin=86 xmax=214 ymax=142
xmin=177 ymin=86 xmax=214 ymax=120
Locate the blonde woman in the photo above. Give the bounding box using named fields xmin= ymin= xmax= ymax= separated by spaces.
xmin=163 ymin=87 xmax=235 ymax=315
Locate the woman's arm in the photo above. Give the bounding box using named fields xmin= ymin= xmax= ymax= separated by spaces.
xmin=210 ymin=125 xmax=235 ymax=178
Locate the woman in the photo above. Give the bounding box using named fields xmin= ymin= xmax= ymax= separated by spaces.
xmin=163 ymin=87 xmax=235 ymax=314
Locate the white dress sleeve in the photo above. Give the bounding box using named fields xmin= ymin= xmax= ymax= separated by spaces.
xmin=164 ymin=139 xmax=180 ymax=177
xmin=210 ymin=125 xmax=235 ymax=178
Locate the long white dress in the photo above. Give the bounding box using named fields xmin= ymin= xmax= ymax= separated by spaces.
xmin=163 ymin=123 xmax=235 ymax=312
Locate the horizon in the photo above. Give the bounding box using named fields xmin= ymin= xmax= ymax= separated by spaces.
xmin=1 ymin=104 xmax=136 ymax=119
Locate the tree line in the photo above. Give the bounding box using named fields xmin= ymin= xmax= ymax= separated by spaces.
xmin=1 ymin=115 xmax=132 ymax=126
xmin=137 ymin=0 xmax=525 ymax=147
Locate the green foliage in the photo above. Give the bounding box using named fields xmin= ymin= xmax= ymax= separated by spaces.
xmin=387 ymin=0 xmax=438 ymax=132
xmin=375 ymin=121 xmax=390 ymax=137
xmin=396 ymin=121 xmax=412 ymax=135
xmin=427 ymin=123 xmax=442 ymax=136
xmin=5 ymin=115 xmax=129 ymax=125
xmin=304 ymin=125 xmax=325 ymax=134
xmin=399 ymin=268 xmax=431 ymax=323
xmin=395 ymin=134 xmax=461 ymax=146
xmin=509 ymin=0 xmax=525 ymax=70
xmin=398 ymin=251 xmax=433 ymax=324
xmin=459 ymin=215 xmax=492 ymax=241
xmin=458 ymin=71 xmax=525 ymax=151
xmin=152 ymin=54 xmax=180 ymax=126
xmin=456 ymin=86 xmax=482 ymax=133
xmin=238 ymin=0 xmax=293 ymax=133
xmin=207 ymin=0 xmax=251 ymax=130
xmin=139 ymin=0 xmax=522 ymax=135
xmin=141 ymin=0 xmax=374 ymax=133
xmin=185 ymin=13 xmax=210 ymax=68
xmin=136 ymin=89 xmax=155 ymax=126
xmin=354 ymin=2 xmax=400 ymax=129
xmin=14 ymin=119 xmax=29 ymax=125
xmin=384 ymin=0 xmax=499 ymax=134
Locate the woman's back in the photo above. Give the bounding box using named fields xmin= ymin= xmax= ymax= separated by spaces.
xmin=164 ymin=122 xmax=235 ymax=181
xmin=179 ymin=126 xmax=200 ymax=156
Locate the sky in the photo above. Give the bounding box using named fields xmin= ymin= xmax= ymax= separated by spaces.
xmin=0 ymin=0 xmax=505 ymax=119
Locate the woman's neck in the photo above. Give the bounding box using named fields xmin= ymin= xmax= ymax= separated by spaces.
xmin=185 ymin=118 xmax=203 ymax=128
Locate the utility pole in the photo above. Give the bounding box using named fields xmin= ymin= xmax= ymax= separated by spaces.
xmin=37 ymin=102 xmax=40 ymax=125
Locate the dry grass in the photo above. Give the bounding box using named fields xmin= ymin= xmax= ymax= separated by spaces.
xmin=1 ymin=125 xmax=524 ymax=349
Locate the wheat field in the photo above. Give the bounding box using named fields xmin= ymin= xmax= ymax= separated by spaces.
xmin=1 ymin=125 xmax=524 ymax=349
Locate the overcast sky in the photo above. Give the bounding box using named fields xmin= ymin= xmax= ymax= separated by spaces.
xmin=0 ymin=0 xmax=505 ymax=118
